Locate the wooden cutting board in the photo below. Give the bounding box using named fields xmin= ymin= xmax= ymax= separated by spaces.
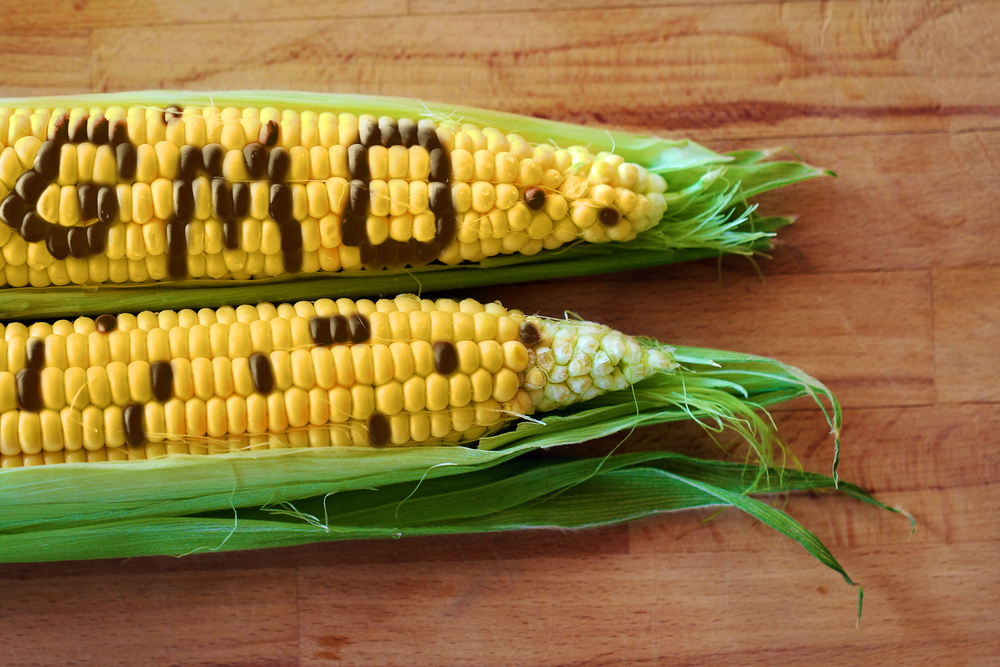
xmin=2 ymin=1 xmax=998 ymax=664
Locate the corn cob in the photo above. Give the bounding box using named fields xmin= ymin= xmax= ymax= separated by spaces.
xmin=0 ymin=101 xmax=670 ymax=289
xmin=0 ymin=294 xmax=675 ymax=466
xmin=0 ymin=92 xmax=830 ymax=321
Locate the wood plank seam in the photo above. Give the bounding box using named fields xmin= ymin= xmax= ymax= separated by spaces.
xmin=929 ymin=269 xmax=942 ymax=406
xmin=705 ymin=125 xmax=1000 ymax=144
xmin=409 ymin=0 xmax=893 ymax=16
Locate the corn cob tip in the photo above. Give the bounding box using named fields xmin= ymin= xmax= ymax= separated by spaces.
xmin=518 ymin=316 xmax=677 ymax=413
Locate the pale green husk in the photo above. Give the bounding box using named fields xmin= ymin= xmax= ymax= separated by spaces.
xmin=0 ymin=345 xmax=841 ymax=547
xmin=0 ymin=92 xmax=829 ymax=319
xmin=0 ymin=342 xmax=902 ymax=617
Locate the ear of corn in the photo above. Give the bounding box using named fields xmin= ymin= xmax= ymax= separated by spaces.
xmin=0 ymin=93 xmax=883 ymax=610
xmin=0 ymin=293 xmax=842 ymax=548
xmin=0 ymin=91 xmax=829 ymax=319
xmin=0 ymin=325 xmax=897 ymax=623
xmin=0 ymin=294 xmax=681 ymax=463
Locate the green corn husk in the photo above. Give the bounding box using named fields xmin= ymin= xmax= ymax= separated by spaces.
xmin=0 ymin=342 xmax=906 ymax=617
xmin=1 ymin=345 xmax=842 ymax=551
xmin=1 ymin=450 xmax=899 ymax=613
xmin=0 ymin=91 xmax=830 ymax=319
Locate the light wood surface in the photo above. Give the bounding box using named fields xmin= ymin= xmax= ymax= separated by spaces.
xmin=1 ymin=1 xmax=998 ymax=664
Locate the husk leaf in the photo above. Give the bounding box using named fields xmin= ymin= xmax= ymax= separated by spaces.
xmin=1 ymin=345 xmax=839 ymax=540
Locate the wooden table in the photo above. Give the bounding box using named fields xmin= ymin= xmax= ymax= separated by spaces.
xmin=2 ymin=1 xmax=998 ymax=664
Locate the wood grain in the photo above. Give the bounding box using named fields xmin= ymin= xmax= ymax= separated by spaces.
xmin=1 ymin=0 xmax=999 ymax=664
xmin=1 ymin=568 xmax=299 ymax=667
xmin=2 ymin=0 xmax=407 ymax=30
xmin=933 ymin=268 xmax=1000 ymax=403
xmin=292 ymin=542 xmax=1000 ymax=666
xmin=87 ymin=0 xmax=1000 ymax=140
xmin=0 ymin=31 xmax=92 ymax=96
xmin=469 ymin=269 xmax=936 ymax=408
xmin=714 ymin=130 xmax=1000 ymax=275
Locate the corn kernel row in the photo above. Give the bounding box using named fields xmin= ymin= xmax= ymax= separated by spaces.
xmin=2 ymin=295 xmax=518 ymax=343
xmin=7 ymin=177 xmax=658 ymax=242
xmin=2 ymin=106 xmax=660 ymax=188
xmin=0 ymin=384 xmax=530 ymax=453
xmin=0 ymin=210 xmax=661 ymax=289
xmin=0 ymin=396 xmax=535 ymax=468
xmin=0 ymin=340 xmax=527 ymax=401
xmin=2 ymin=107 xmax=660 ymax=192
xmin=1 ymin=133 xmax=664 ymax=235
xmin=0 ymin=139 xmax=442 ymax=188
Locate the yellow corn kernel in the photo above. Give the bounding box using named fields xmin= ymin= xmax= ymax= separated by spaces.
xmin=281 ymin=387 xmax=306 ymax=429
xmin=288 ymin=146 xmax=309 ymax=181
xmin=349 ymin=385 xmax=374 ymax=421
xmin=90 ymin=145 xmax=116 ymax=185
xmin=408 ymin=340 xmax=432 ymax=377
xmin=190 ymin=357 xmax=214 ymax=401
xmin=375 ymin=381 xmax=404 ymax=415
xmin=429 ymin=412 xmax=453 ymax=439
xmin=449 ymin=373 xmax=472 ymax=407
xmin=366 ymin=344 xmax=391 ymax=384
xmin=244 ymin=393 xmax=266 ymax=434
xmin=424 ymin=373 xmax=449 ymax=412
xmin=38 ymin=410 xmax=65 ymax=452
xmin=151 ymin=141 xmax=178 ymax=181
xmin=58 ymin=405 xmax=83 ymax=450
xmin=365 ymin=145 xmax=387 ymax=181
xmin=369 ymin=180 xmax=390 ymax=217
xmin=502 ymin=340 xmax=529 ymax=372
xmin=305 ymin=181 xmax=330 ymax=219
xmin=385 ymin=145 xmax=407 ymax=179
xmin=470 ymin=368 xmax=493 ymax=403
xmin=402 ymin=376 xmax=426 ymax=413
xmin=406 ymin=145 xmax=430 ymax=181
xmin=493 ymin=368 xmax=519 ymax=402
xmin=452 ymin=313 xmax=474 ymax=342
xmin=407 ymin=413 xmax=429 ymax=443
xmin=33 ymin=184 xmax=58 ymax=224
xmin=219 ymin=121 xmax=246 ymax=152
xmin=0 ymin=412 xmax=19 ymax=456
xmin=493 ymin=152 xmax=517 ymax=183
xmin=286 ymin=348 xmax=312 ymax=389
xmin=348 ymin=345 xmax=372 ymax=386
xmin=225 ymin=395 xmax=247 ymax=434
xmin=55 ymin=143 xmax=78 ymax=185
xmin=79 ymin=405 xmax=103 ymax=450
xmin=264 ymin=392 xmax=286 ymax=432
